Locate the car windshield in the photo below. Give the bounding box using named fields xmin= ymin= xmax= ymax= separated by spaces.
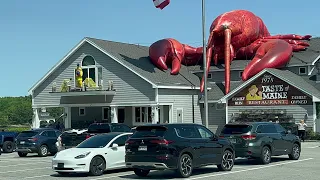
xmin=131 ymin=126 xmax=167 ymax=138
xmin=88 ymin=124 xmax=110 ymax=133
xmin=221 ymin=124 xmax=252 ymax=134
xmin=76 ymin=134 xmax=115 ymax=148
xmin=17 ymin=131 xmax=38 ymax=138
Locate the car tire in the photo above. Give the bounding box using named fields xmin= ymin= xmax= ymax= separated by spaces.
xmin=133 ymin=168 xmax=150 ymax=177
xmin=176 ymin=153 xmax=193 ymax=178
xmin=259 ymin=146 xmax=271 ymax=164
xmin=89 ymin=156 xmax=106 ymax=176
xmin=2 ymin=141 xmax=14 ymax=153
xmin=217 ymin=150 xmax=234 ymax=171
xmin=289 ymin=143 xmax=300 ymax=160
xmin=38 ymin=145 xmax=49 ymax=157
xmin=18 ymin=152 xmax=28 ymax=157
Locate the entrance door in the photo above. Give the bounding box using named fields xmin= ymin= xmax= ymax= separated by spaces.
xmin=118 ymin=108 xmax=125 ymax=123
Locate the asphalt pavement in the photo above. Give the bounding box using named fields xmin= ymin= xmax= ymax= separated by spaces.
xmin=0 ymin=142 xmax=319 ymax=180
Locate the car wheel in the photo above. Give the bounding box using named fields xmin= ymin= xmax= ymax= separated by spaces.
xmin=89 ymin=156 xmax=106 ymax=176
xmin=133 ymin=168 xmax=150 ymax=177
xmin=2 ymin=141 xmax=14 ymax=153
xmin=176 ymin=153 xmax=193 ymax=178
xmin=217 ymin=150 xmax=234 ymax=171
xmin=260 ymin=146 xmax=271 ymax=164
xmin=289 ymin=143 xmax=300 ymax=160
xmin=18 ymin=152 xmax=28 ymax=157
xmin=38 ymin=145 xmax=49 ymax=157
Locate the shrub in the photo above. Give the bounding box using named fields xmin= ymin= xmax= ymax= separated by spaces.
xmin=305 ymin=129 xmax=320 ymax=140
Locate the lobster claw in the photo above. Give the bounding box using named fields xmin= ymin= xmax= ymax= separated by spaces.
xmin=149 ymin=38 xmax=185 ymax=75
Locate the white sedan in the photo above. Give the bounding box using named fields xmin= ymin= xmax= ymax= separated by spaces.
xmin=52 ymin=132 xmax=132 ymax=176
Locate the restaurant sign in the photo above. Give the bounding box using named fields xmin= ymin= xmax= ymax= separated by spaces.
xmin=228 ymin=72 xmax=312 ymax=106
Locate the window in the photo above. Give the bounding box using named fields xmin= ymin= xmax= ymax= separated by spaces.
xmin=256 ymin=124 xmax=277 ymax=133
xmin=274 ymin=124 xmax=286 ymax=133
xmin=196 ymin=126 xmax=213 ymax=139
xmin=88 ymin=123 xmax=111 ymax=133
xmin=299 ymin=67 xmax=307 ymax=75
xmin=221 ymin=124 xmax=252 ymax=134
xmin=77 ymin=55 xmax=103 ymax=87
xmin=102 ymin=107 xmax=110 ymax=120
xmin=207 ymin=73 xmax=212 ymax=79
xmin=47 ymin=131 xmax=57 ymax=137
xmin=239 ymin=71 xmax=243 ymax=78
xmin=111 ymin=124 xmax=130 ymax=132
xmin=131 ymin=126 xmax=167 ymax=138
xmin=40 ymin=131 xmax=49 ymax=137
xmin=134 ymin=107 xmax=152 ymax=123
xmin=77 ymin=134 xmax=114 ymax=148
xmin=79 ymin=107 xmax=85 ymax=116
xmin=175 ymin=126 xmax=201 ymax=138
xmin=111 ymin=135 xmax=129 ymax=147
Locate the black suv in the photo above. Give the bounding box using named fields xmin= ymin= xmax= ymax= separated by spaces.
xmin=219 ymin=122 xmax=301 ymax=164
xmin=125 ymin=123 xmax=235 ymax=178
xmin=15 ymin=128 xmax=61 ymax=157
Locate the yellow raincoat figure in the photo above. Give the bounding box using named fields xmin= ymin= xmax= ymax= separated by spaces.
xmin=75 ymin=63 xmax=83 ymax=88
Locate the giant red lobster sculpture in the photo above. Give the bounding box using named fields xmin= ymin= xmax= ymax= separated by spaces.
xmin=149 ymin=10 xmax=311 ymax=94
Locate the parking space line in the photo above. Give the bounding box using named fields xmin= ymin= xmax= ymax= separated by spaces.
xmin=88 ymin=172 xmax=135 ymax=180
xmin=305 ymin=146 xmax=319 ymax=148
xmin=188 ymin=158 xmax=313 ymax=180
xmin=24 ymin=175 xmax=51 ymax=179
xmin=0 ymin=167 xmax=51 ymax=174
xmin=0 ymin=162 xmax=48 ymax=168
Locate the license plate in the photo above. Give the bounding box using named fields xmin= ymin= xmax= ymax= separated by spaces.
xmin=20 ymin=141 xmax=25 ymax=144
xmin=138 ymin=146 xmax=147 ymax=151
xmin=58 ymin=163 xmax=64 ymax=168
xmin=229 ymin=139 xmax=237 ymax=143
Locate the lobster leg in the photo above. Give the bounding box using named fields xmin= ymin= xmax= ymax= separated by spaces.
xmin=242 ymin=39 xmax=292 ymax=81
xmin=263 ymin=34 xmax=312 ymax=40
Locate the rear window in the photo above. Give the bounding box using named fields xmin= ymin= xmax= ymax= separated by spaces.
xmin=18 ymin=131 xmax=39 ymax=137
xmin=88 ymin=124 xmax=110 ymax=133
xmin=221 ymin=124 xmax=252 ymax=134
xmin=130 ymin=126 xmax=167 ymax=138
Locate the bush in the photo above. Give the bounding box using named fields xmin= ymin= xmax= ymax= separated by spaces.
xmin=5 ymin=126 xmax=31 ymax=133
xmin=305 ymin=129 xmax=320 ymax=140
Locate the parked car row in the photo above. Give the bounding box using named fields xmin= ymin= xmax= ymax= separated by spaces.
xmin=50 ymin=121 xmax=302 ymax=178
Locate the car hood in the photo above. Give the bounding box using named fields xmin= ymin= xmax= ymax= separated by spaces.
xmin=55 ymin=148 xmax=95 ymax=159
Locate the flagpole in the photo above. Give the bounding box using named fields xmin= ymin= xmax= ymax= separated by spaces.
xmin=202 ymin=0 xmax=209 ymax=128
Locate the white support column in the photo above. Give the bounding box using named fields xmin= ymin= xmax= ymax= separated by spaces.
xmin=111 ymin=106 xmax=118 ymax=123
xmin=64 ymin=107 xmax=72 ymax=129
xmin=313 ymin=102 xmax=317 ymax=132
xmin=32 ymin=108 xmax=40 ymax=128
xmin=152 ymin=106 xmax=159 ymax=124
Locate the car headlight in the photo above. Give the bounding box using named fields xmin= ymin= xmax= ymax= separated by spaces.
xmin=75 ymin=152 xmax=91 ymax=159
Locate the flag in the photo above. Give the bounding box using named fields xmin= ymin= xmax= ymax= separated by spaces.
xmin=153 ymin=0 xmax=170 ymax=10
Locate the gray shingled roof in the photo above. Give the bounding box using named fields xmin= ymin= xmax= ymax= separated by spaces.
xmin=199 ymin=81 xmax=244 ymax=101
xmin=190 ymin=37 xmax=320 ymax=72
xmin=86 ymin=37 xmax=200 ymax=87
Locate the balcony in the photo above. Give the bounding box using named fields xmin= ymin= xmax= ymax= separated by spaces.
xmin=49 ymin=79 xmax=116 ymax=97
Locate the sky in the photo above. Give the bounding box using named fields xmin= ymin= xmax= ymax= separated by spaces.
xmin=1 ymin=0 xmax=319 ymax=97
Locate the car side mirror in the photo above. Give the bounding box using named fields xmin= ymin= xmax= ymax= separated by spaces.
xmin=210 ymin=135 xmax=218 ymax=141
xmin=111 ymin=143 xmax=118 ymax=148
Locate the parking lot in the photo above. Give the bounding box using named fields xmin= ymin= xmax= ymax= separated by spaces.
xmin=0 ymin=142 xmax=319 ymax=180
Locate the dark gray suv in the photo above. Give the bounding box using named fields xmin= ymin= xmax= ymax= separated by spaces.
xmin=219 ymin=122 xmax=301 ymax=164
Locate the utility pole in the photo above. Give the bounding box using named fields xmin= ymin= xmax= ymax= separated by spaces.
xmin=202 ymin=0 xmax=209 ymax=128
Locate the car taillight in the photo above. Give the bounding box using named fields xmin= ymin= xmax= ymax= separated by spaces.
xmin=85 ymin=135 xmax=91 ymax=139
xmin=219 ymin=135 xmax=224 ymax=138
xmin=241 ymin=135 xmax=256 ymax=140
xmin=125 ymin=140 xmax=134 ymax=146
xmin=150 ymin=139 xmax=174 ymax=145
xmin=29 ymin=138 xmax=38 ymax=142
